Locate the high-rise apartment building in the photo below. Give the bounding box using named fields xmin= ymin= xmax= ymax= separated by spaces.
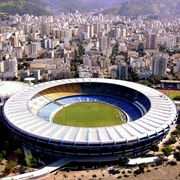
xmin=9 ymin=35 xmax=19 ymax=47
xmin=93 ymin=24 xmax=102 ymax=36
xmin=110 ymin=26 xmax=120 ymax=39
xmin=41 ymin=22 xmax=50 ymax=36
xmin=25 ymin=42 xmax=41 ymax=56
xmin=0 ymin=57 xmax=18 ymax=78
xmin=173 ymin=59 xmax=180 ymax=73
xmin=146 ymin=33 xmax=157 ymax=49
xmin=84 ymin=24 xmax=94 ymax=39
xmin=99 ymin=36 xmax=110 ymax=51
xmin=152 ymin=56 xmax=167 ymax=76
xmin=44 ymin=39 xmax=54 ymax=49
xmin=118 ymin=63 xmax=128 ymax=79
xmin=166 ymin=35 xmax=176 ymax=49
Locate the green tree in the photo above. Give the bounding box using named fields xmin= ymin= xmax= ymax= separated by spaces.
xmin=0 ymin=153 xmax=3 ymax=164
xmin=149 ymin=77 xmax=156 ymax=84
xmin=77 ymin=42 xmax=85 ymax=57
xmin=119 ymin=157 xmax=130 ymax=166
xmin=158 ymin=44 xmax=166 ymax=52
xmin=1 ymin=150 xmax=7 ymax=157
xmin=119 ymin=51 xmax=128 ymax=61
xmin=15 ymin=148 xmax=25 ymax=164
xmin=138 ymin=163 xmax=148 ymax=172
xmin=4 ymin=160 xmax=18 ymax=175
xmin=70 ymin=65 xmax=75 ymax=71
xmin=129 ymin=72 xmax=140 ymax=82
xmin=139 ymin=51 xmax=146 ymax=57
xmin=15 ymin=148 xmax=23 ymax=156
xmin=167 ymin=137 xmax=176 ymax=145
xmin=30 ymin=156 xmax=38 ymax=168
xmin=177 ymin=128 xmax=180 ymax=136
xmin=110 ymin=42 xmax=119 ymax=64
xmin=4 ymin=163 xmax=13 ymax=174
xmin=150 ymin=144 xmax=159 ymax=152
xmin=3 ymin=141 xmax=10 ymax=151
xmin=25 ymin=156 xmax=37 ymax=167
xmin=137 ymin=43 xmax=144 ymax=52
xmin=18 ymin=64 xmax=24 ymax=70
xmin=139 ymin=80 xmax=153 ymax=87
xmin=23 ymin=62 xmax=30 ymax=68
xmin=162 ymin=146 xmax=172 ymax=157
xmin=137 ymin=43 xmax=146 ymax=57
xmin=173 ymin=96 xmax=180 ymax=100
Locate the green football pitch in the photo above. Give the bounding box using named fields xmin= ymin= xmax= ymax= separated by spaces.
xmin=53 ymin=102 xmax=125 ymax=127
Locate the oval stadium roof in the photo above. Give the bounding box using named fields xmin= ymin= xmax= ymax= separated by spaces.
xmin=3 ymin=78 xmax=177 ymax=145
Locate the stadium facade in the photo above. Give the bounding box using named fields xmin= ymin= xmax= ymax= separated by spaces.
xmin=2 ymin=78 xmax=178 ymax=160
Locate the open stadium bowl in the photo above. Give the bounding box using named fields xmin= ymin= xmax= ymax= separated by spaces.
xmin=2 ymin=78 xmax=178 ymax=160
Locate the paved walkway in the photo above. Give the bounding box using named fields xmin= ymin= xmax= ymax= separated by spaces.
xmin=128 ymin=156 xmax=159 ymax=165
xmin=2 ymin=158 xmax=72 ymax=180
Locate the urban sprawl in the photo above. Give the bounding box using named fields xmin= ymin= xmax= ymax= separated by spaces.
xmin=0 ymin=12 xmax=180 ymax=82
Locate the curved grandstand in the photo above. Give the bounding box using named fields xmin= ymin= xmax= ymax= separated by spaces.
xmin=2 ymin=78 xmax=178 ymax=160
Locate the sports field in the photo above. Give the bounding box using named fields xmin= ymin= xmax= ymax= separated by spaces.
xmin=168 ymin=91 xmax=180 ymax=99
xmin=53 ymin=102 xmax=125 ymax=127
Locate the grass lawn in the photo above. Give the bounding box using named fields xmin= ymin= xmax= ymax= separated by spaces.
xmin=53 ymin=102 xmax=125 ymax=127
xmin=168 ymin=91 xmax=180 ymax=99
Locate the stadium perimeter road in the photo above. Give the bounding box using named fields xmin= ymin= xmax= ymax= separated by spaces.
xmin=40 ymin=162 xmax=180 ymax=180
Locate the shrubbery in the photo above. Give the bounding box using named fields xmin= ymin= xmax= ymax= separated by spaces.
xmin=173 ymin=96 xmax=180 ymax=100
xmin=162 ymin=146 xmax=172 ymax=157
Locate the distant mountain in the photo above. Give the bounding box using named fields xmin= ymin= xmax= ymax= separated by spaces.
xmin=0 ymin=0 xmax=126 ymax=16
xmin=0 ymin=0 xmax=52 ymax=16
xmin=102 ymin=0 xmax=180 ymax=17
xmin=31 ymin=0 xmax=124 ymax=13
xmin=1 ymin=0 xmax=179 ymax=18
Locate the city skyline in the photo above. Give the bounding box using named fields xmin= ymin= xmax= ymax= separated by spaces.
xmin=0 ymin=11 xmax=179 ymax=82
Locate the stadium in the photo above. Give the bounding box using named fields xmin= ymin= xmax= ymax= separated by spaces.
xmin=2 ymin=78 xmax=178 ymax=161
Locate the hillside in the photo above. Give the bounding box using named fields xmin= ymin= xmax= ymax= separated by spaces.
xmin=2 ymin=0 xmax=180 ymax=17
xmin=102 ymin=0 xmax=180 ymax=17
xmin=0 ymin=0 xmax=52 ymax=16
xmin=0 ymin=0 xmax=123 ymax=16
xmin=31 ymin=0 xmax=123 ymax=13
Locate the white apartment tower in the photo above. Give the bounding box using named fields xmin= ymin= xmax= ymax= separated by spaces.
xmin=84 ymin=24 xmax=94 ymax=39
xmin=166 ymin=35 xmax=176 ymax=49
xmin=0 ymin=57 xmax=18 ymax=78
xmin=44 ymin=39 xmax=54 ymax=49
